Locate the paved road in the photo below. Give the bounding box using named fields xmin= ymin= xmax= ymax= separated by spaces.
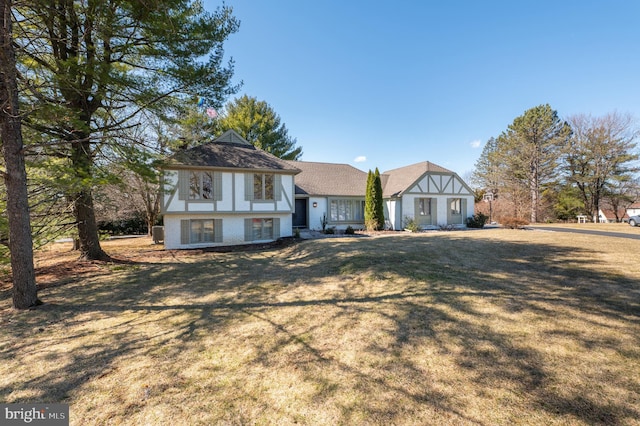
xmin=529 ymin=226 xmax=640 ymax=241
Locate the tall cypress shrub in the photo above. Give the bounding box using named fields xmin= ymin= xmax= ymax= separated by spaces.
xmin=364 ymin=170 xmax=376 ymax=231
xmin=374 ymin=168 xmax=385 ymax=230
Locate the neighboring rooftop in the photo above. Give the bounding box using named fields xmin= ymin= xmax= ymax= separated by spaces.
xmin=285 ymin=160 xmax=368 ymax=196
xmin=382 ymin=161 xmax=454 ymax=197
xmin=166 ymin=130 xmax=300 ymax=173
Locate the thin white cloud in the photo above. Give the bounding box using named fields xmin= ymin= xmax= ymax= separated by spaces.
xmin=470 ymin=139 xmax=482 ymax=149
xmin=354 ymin=156 xmax=367 ymax=163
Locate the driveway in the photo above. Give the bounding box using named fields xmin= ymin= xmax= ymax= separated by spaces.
xmin=528 ymin=226 xmax=640 ymax=240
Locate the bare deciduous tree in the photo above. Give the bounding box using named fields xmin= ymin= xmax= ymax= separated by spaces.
xmin=564 ymin=112 xmax=639 ymax=222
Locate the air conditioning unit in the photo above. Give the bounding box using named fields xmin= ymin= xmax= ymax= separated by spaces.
xmin=152 ymin=226 xmax=164 ymax=244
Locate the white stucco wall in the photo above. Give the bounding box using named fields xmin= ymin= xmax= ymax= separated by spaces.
xmin=162 ymin=168 xmax=295 ymax=249
xmin=307 ymin=197 xmax=327 ymax=231
xmin=163 ymin=171 xmax=295 ymax=214
xmin=627 ymin=207 xmax=640 ymax=216
xmin=399 ymin=194 xmax=474 ymax=228
xmin=384 ymin=199 xmax=400 ymax=230
xmin=392 ymin=173 xmax=475 ymax=229
xmin=164 ymin=213 xmax=292 ymax=249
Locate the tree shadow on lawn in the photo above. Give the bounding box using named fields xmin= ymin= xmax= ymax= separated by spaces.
xmin=1 ymin=234 xmax=639 ymax=424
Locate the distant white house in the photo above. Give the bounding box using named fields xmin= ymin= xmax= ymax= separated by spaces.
xmin=627 ymin=202 xmax=640 ymax=217
xmin=598 ymin=207 xmax=629 ymax=223
xmin=161 ymin=130 xmax=475 ymax=249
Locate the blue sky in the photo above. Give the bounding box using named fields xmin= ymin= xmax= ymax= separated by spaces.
xmin=203 ymin=0 xmax=640 ymax=177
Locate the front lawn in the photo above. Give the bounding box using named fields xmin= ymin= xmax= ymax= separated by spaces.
xmin=1 ymin=229 xmax=639 ymax=425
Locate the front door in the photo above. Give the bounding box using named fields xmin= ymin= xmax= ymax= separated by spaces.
xmin=292 ymin=198 xmax=308 ymax=228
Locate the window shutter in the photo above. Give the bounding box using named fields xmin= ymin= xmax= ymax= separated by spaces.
xmin=462 ymin=199 xmax=467 ymax=223
xmin=244 ymin=219 xmax=253 ymax=241
xmin=178 ymin=170 xmax=188 ymax=200
xmin=214 ymin=219 xmax=223 ymax=242
xmin=213 ymin=172 xmax=223 ymax=201
xmin=273 ymin=218 xmax=280 ymax=238
xmin=274 ymin=174 xmax=282 ymax=201
xmin=245 ymin=173 xmax=254 ymax=201
xmin=432 ymin=198 xmax=437 ymax=224
xmin=180 ymin=220 xmax=190 ymax=244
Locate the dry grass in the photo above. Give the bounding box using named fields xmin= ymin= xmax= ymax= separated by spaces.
xmin=1 ymin=229 xmax=639 ymax=425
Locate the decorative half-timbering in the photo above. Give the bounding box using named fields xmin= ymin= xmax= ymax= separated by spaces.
xmin=161 ymin=130 xmax=300 ymax=249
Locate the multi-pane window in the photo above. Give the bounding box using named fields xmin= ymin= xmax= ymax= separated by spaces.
xmin=450 ymin=198 xmax=461 ymax=215
xmin=329 ymin=199 xmax=365 ymax=222
xmin=189 ymin=171 xmax=214 ymax=200
xmin=254 ymin=173 xmax=275 ymax=201
xmin=180 ymin=218 xmax=222 ymax=244
xmin=252 ymin=218 xmax=273 ymax=240
xmin=190 ymin=219 xmax=215 ymax=243
xmin=244 ymin=218 xmax=280 ymax=242
xmin=418 ymin=198 xmax=431 ymax=216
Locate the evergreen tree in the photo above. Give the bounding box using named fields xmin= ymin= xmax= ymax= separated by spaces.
xmin=496 ymin=104 xmax=571 ymax=222
xmin=364 ymin=170 xmax=376 ymax=231
xmin=1 ymin=0 xmax=38 ymax=308
xmin=218 ymin=95 xmax=302 ymax=159
xmin=471 ymin=137 xmax=500 ymax=193
xmin=13 ymin=0 xmax=239 ymax=259
xmin=373 ymin=168 xmax=385 ymax=230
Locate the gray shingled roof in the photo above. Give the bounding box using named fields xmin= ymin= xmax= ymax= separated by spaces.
xmin=166 ymin=130 xmax=300 ymax=173
xmin=285 ymin=161 xmax=368 ymax=196
xmin=382 ymin=161 xmax=454 ymax=197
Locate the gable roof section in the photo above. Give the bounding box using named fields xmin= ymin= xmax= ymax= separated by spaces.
xmin=166 ymin=130 xmax=300 ymax=173
xmin=381 ymin=161 xmax=455 ymax=197
xmin=285 ymin=161 xmax=368 ymax=196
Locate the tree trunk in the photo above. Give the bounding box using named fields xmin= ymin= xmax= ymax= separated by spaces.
xmin=1 ymin=0 xmax=39 ymax=308
xmin=70 ymin=140 xmax=109 ymax=260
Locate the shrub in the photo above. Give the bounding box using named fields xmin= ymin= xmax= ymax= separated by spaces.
xmin=98 ymin=216 xmax=147 ymax=235
xmin=324 ymin=227 xmax=336 ymax=234
xmin=501 ymin=217 xmax=529 ymax=229
xmin=345 ymin=225 xmax=355 ymax=235
xmin=320 ymin=213 xmax=328 ymax=232
xmin=403 ymin=216 xmax=421 ymax=233
xmin=466 ymin=212 xmax=488 ymax=229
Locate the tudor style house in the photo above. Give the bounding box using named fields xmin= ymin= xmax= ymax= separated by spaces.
xmin=286 ymin=160 xmax=474 ymax=231
xmin=162 ymin=130 xmax=475 ymax=249
xmin=162 ymin=130 xmax=300 ymax=249
xmin=381 ymin=161 xmax=474 ymax=230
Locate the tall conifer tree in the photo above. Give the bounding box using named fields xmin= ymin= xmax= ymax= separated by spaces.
xmin=373 ymin=168 xmax=385 ymax=230
xmin=1 ymin=0 xmax=38 ymax=308
xmin=13 ymin=0 xmax=239 ymax=259
xmin=364 ymin=170 xmax=375 ymax=231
